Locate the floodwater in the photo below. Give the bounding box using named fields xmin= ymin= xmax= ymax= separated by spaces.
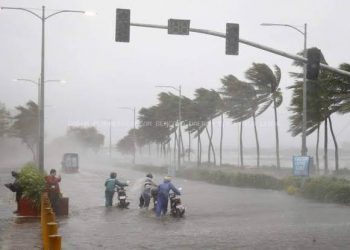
xmin=58 ymin=162 xmax=350 ymax=250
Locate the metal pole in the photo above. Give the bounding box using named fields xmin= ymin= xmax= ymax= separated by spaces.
xmin=133 ymin=107 xmax=136 ymax=165
xmin=301 ymin=23 xmax=308 ymax=156
xmin=38 ymin=6 xmax=45 ymax=172
xmin=37 ymin=78 xmax=41 ymax=167
xmin=109 ymin=120 xmax=112 ymax=158
xmin=130 ymin=22 xmax=350 ymax=78
xmin=177 ymin=85 xmax=182 ymax=173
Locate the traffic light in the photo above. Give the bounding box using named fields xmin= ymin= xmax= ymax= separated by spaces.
xmin=226 ymin=23 xmax=239 ymax=55
xmin=115 ymin=9 xmax=130 ymax=42
xmin=168 ymin=19 xmax=190 ymax=35
xmin=306 ymin=48 xmax=321 ymax=80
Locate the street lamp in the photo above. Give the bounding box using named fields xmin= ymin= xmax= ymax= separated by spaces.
xmin=118 ymin=107 xmax=136 ymax=165
xmin=261 ymin=23 xmax=308 ymax=156
xmin=1 ymin=6 xmax=94 ymax=171
xmin=155 ymin=85 xmax=182 ymax=176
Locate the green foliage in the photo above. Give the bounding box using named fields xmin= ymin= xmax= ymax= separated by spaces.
xmin=134 ymin=165 xmax=283 ymax=190
xmin=18 ymin=163 xmax=46 ymax=206
xmin=300 ymin=177 xmax=350 ymax=203
xmin=333 ymin=168 xmax=350 ymax=176
xmin=0 ymin=102 xmax=10 ymax=137
xmin=67 ymin=126 xmax=104 ymax=152
xmin=282 ymin=176 xmax=304 ymax=189
xmin=282 ymin=176 xmax=350 ymax=204
xmin=117 ymin=131 xmax=135 ymax=155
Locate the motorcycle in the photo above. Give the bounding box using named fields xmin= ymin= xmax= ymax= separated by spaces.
xmin=169 ymin=189 xmax=185 ymax=218
xmin=116 ymin=186 xmax=130 ymax=209
xmin=150 ymin=187 xmax=158 ymax=211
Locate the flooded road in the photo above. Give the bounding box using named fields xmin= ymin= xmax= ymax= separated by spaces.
xmin=59 ymin=163 xmax=350 ymax=250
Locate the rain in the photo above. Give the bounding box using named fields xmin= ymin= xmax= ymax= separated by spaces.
xmin=1 ymin=1 xmax=350 ymax=249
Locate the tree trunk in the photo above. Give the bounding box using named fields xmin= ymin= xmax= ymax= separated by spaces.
xmin=179 ymin=127 xmax=185 ymax=163
xmin=163 ymin=143 xmax=166 ymax=158
xmin=197 ymin=129 xmax=202 ymax=167
xmin=188 ymin=129 xmax=191 ymax=162
xmin=197 ymin=130 xmax=200 ymax=167
xmin=240 ymin=122 xmax=244 ymax=168
xmin=174 ymin=130 xmax=177 ymax=168
xmin=210 ymin=119 xmax=216 ymax=166
xmin=273 ymin=97 xmax=280 ymax=169
xmin=220 ymin=113 xmax=224 ymax=167
xmin=205 ymin=124 xmax=216 ymax=167
xmin=160 ymin=142 xmax=163 ymax=157
xmin=316 ymin=123 xmax=320 ymax=171
xmin=324 ymin=119 xmax=328 ymax=173
xmin=328 ymin=117 xmax=339 ymax=172
xmin=28 ymin=143 xmax=36 ymax=164
xmin=253 ymin=113 xmax=260 ymax=168
xmin=205 ymin=126 xmax=211 ymax=165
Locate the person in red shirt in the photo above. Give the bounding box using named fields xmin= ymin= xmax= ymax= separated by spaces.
xmin=45 ymin=169 xmax=61 ymax=214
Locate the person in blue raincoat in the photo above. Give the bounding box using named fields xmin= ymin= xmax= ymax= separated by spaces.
xmin=156 ymin=176 xmax=181 ymax=217
xmin=105 ymin=172 xmax=128 ymax=207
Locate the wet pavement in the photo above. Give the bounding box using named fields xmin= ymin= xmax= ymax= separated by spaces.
xmin=0 ymin=167 xmax=41 ymax=250
xmin=58 ymin=163 xmax=350 ymax=250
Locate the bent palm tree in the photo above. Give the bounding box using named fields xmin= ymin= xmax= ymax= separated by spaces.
xmin=245 ymin=63 xmax=283 ymax=169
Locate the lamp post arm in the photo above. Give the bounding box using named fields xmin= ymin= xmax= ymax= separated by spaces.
xmin=45 ymin=10 xmax=85 ymax=20
xmin=0 ymin=7 xmax=41 ymax=19
xmin=155 ymin=85 xmax=179 ymax=91
xmin=261 ymin=23 xmax=304 ymax=35
xmin=15 ymin=79 xmax=38 ymax=85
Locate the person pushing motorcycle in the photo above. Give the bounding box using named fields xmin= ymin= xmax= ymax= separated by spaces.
xmin=139 ymin=173 xmax=157 ymax=209
xmin=104 ymin=172 xmax=128 ymax=207
xmin=156 ymin=176 xmax=181 ymax=217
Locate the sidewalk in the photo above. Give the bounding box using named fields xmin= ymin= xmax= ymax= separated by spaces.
xmin=0 ymin=168 xmax=41 ymax=250
xmin=1 ymin=217 xmax=41 ymax=250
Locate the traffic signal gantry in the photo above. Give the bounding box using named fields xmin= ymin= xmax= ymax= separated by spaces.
xmin=115 ymin=8 xmax=240 ymax=56
xmin=114 ymin=8 xmax=350 ymax=80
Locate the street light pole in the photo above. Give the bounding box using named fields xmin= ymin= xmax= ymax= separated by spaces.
xmin=13 ymin=78 xmax=65 ymax=166
xmin=261 ymin=23 xmax=308 ymax=156
xmin=155 ymin=85 xmax=182 ymax=176
xmin=109 ymin=119 xmax=112 ymax=158
xmin=133 ymin=107 xmax=136 ymax=165
xmin=302 ymin=23 xmax=308 ymax=156
xmin=178 ymin=85 xmax=182 ymax=171
xmin=118 ymin=107 xmax=137 ymax=165
xmin=1 ymin=5 xmax=94 ymax=171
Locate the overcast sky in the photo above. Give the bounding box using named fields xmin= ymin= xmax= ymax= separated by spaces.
xmin=0 ymin=0 xmax=349 ymax=152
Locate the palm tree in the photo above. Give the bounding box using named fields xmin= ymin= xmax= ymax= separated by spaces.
xmin=185 ymin=100 xmax=205 ymax=167
xmin=10 ymin=101 xmax=39 ymax=161
xmin=220 ymin=75 xmax=259 ymax=168
xmin=289 ymin=49 xmax=350 ymax=172
xmin=245 ymin=63 xmax=283 ymax=169
xmin=193 ymin=88 xmax=222 ymax=166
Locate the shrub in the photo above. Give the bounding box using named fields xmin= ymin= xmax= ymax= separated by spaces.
xmin=18 ymin=163 xmax=46 ymax=207
xmin=177 ymin=168 xmax=282 ymax=190
xmin=298 ymin=176 xmax=350 ymax=204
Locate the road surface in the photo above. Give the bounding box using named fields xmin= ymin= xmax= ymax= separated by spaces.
xmin=58 ymin=162 xmax=350 ymax=250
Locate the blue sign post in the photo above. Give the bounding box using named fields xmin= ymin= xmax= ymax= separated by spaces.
xmin=293 ymin=156 xmax=311 ymax=176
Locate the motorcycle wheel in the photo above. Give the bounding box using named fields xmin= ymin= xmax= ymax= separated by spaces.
xmin=119 ymin=200 xmax=125 ymax=208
